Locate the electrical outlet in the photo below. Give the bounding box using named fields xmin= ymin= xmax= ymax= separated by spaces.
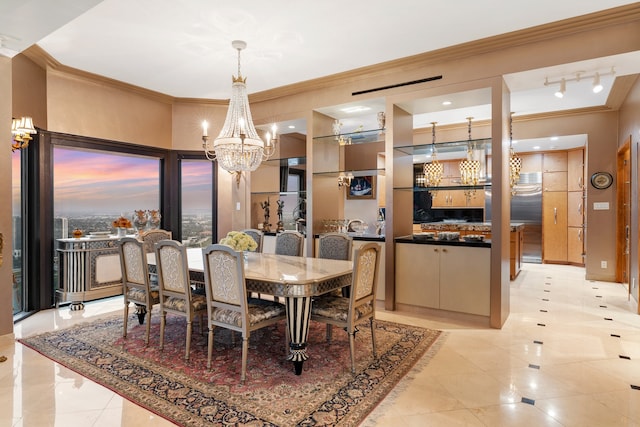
xmin=601 ymin=260 xmax=607 ymax=269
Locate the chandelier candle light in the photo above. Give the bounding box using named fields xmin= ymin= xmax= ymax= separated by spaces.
xmin=202 ymin=40 xmax=277 ymax=181
xmin=423 ymin=122 xmax=444 ymax=190
xmin=509 ymin=113 xmax=522 ymax=196
xmin=11 ymin=116 xmax=37 ymax=152
xmin=459 ymin=117 xmax=480 ymax=200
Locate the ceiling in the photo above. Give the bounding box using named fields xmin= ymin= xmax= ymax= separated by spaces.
xmin=3 ymin=0 xmax=639 ymax=153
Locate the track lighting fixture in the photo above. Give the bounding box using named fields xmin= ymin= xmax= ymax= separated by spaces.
xmin=592 ymin=72 xmax=603 ymax=93
xmin=544 ymin=67 xmax=615 ymax=98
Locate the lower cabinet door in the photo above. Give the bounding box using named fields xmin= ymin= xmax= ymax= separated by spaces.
xmin=439 ymin=246 xmax=491 ymax=316
xmin=395 ymin=243 xmax=440 ymax=309
xmin=567 ymin=226 xmax=584 ymax=265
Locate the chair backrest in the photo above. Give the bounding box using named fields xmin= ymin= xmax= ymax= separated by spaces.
xmin=119 ymin=236 xmax=149 ymax=289
xmin=318 ymin=233 xmax=353 ymax=261
xmin=140 ymin=229 xmax=172 ymax=254
xmin=202 ymin=244 xmax=248 ymax=330
xmin=155 ymin=240 xmax=196 ymax=313
xmin=275 ymin=231 xmax=304 ymax=257
xmin=242 ymin=229 xmax=264 ymax=253
xmin=350 ymin=242 xmax=381 ymax=305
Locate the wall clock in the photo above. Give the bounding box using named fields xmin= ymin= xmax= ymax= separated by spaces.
xmin=590 ymin=172 xmax=613 ymax=189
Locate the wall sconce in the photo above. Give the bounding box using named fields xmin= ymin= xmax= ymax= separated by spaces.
xmin=11 ymin=116 xmax=36 ymax=152
xmin=544 ymin=67 xmax=615 ymax=98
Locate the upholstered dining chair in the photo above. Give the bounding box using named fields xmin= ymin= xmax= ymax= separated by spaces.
xmin=118 ymin=237 xmax=159 ymax=345
xmin=310 ymin=242 xmax=381 ymax=373
xmin=318 ymin=233 xmax=353 ymax=261
xmin=274 ymin=230 xmax=304 ymax=257
xmin=155 ymin=239 xmax=207 ymax=361
xmin=317 ymin=233 xmax=353 ymax=297
xmin=241 ymin=229 xmax=264 ymax=253
xmin=140 ymin=229 xmax=172 ymax=254
xmin=202 ymin=244 xmax=287 ymax=382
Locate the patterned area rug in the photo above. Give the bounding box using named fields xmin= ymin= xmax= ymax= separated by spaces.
xmin=18 ymin=313 xmax=443 ymax=426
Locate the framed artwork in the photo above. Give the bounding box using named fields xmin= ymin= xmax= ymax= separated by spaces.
xmin=347 ymin=176 xmax=376 ymax=199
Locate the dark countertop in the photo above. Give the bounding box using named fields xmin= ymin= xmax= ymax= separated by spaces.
xmin=314 ymin=233 xmax=385 ymax=242
xmin=417 ymin=222 xmax=525 ymax=232
xmin=395 ymin=235 xmax=491 ymax=248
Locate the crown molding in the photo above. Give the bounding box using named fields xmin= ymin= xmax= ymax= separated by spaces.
xmin=22 ymin=45 xmax=174 ymax=104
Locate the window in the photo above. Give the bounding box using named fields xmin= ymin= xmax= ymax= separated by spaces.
xmin=181 ymin=159 xmax=214 ymax=248
xmin=53 ymin=147 xmax=161 ymax=237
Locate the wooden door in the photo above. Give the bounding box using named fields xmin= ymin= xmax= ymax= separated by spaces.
xmin=543 ymin=191 xmax=568 ymax=263
xmin=616 ymin=138 xmax=631 ymax=286
xmin=543 ymin=171 xmax=568 ymax=192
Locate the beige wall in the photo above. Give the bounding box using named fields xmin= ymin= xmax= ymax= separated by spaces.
xmin=0 ymin=57 xmax=13 ymax=338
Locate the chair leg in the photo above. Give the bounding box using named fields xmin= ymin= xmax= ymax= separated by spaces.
xmin=348 ymin=330 xmax=356 ymax=374
xmin=241 ymin=336 xmax=249 ymax=383
xmin=326 ymin=324 xmax=333 ymax=342
xmin=159 ymin=312 xmax=166 ymax=351
xmin=144 ymin=309 xmax=152 ymax=346
xmin=123 ymin=301 xmax=129 ymax=338
xmin=185 ymin=320 xmax=193 ymax=361
xmin=370 ymin=318 xmax=377 ymax=358
xmin=207 ymin=327 xmax=214 ymax=370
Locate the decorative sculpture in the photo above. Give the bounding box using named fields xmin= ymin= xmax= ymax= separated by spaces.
xmin=276 ymin=199 xmax=285 ymax=232
xmin=260 ymin=198 xmax=271 ymax=233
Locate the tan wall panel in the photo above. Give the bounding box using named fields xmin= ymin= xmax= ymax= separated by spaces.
xmin=0 ymin=57 xmax=13 ymax=338
xmin=46 ymin=71 xmax=173 ymax=148
xmin=171 ymin=101 xmax=227 ymax=151
xmin=12 ymin=55 xmax=47 ymax=128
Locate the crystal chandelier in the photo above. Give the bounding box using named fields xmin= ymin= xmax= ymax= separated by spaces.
xmin=509 ymin=113 xmax=522 ymax=196
xmin=459 ymin=117 xmax=480 ymax=200
xmin=202 ymin=40 xmax=276 ymax=173
xmin=423 ymin=122 xmax=443 ymax=189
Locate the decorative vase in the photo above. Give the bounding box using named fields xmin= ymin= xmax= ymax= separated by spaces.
xmin=117 ymin=227 xmax=127 ymax=238
xmin=72 ymin=228 xmax=84 ymax=238
xmin=148 ymin=210 xmax=161 ymax=229
xmin=132 ymin=210 xmax=148 ymax=233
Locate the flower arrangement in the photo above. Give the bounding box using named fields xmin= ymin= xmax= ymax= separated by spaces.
xmin=112 ymin=216 xmax=132 ymax=229
xmin=219 ymin=231 xmax=257 ymax=252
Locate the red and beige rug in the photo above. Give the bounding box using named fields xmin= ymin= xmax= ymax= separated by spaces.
xmin=18 ymin=313 xmax=443 ymax=426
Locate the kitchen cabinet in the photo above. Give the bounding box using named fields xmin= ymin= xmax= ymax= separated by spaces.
xmin=431 ymin=188 xmax=484 ymax=208
xmin=567 ymin=191 xmax=584 ymax=227
xmin=543 ymin=152 xmax=568 ymax=172
xmin=567 ymin=226 xmax=584 ymax=265
xmin=542 ymin=191 xmax=568 ymax=263
xmin=510 ymin=226 xmax=524 ymax=279
xmin=567 ymin=149 xmax=585 ymax=192
xmin=395 ymin=241 xmax=490 ymax=316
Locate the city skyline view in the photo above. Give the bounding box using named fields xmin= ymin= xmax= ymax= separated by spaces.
xmin=12 ymin=147 xmax=214 ymax=216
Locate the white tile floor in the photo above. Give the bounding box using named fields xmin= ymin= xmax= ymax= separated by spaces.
xmin=3 ymin=263 xmax=640 ymax=426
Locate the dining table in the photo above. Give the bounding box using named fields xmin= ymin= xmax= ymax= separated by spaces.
xmin=148 ymin=248 xmax=353 ymax=375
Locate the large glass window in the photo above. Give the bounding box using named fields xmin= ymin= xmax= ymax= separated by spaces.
xmin=53 ymin=146 xmax=161 ymax=237
xmin=181 ymin=159 xmax=213 ymax=248
xmin=12 ymin=150 xmax=23 ymax=315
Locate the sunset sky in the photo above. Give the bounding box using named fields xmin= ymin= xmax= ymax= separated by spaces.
xmin=12 ymin=148 xmax=213 ymax=216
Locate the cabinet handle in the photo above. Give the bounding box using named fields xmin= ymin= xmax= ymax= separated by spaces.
xmin=578 ymin=229 xmax=582 ymax=241
xmin=434 ymin=248 xmax=439 ymax=253
xmin=578 ymin=203 xmax=582 ymax=215
xmin=554 ymin=207 xmax=557 ymax=224
xmin=578 ymin=176 xmax=583 ymax=189
xmin=442 ymin=248 xmax=448 ymax=253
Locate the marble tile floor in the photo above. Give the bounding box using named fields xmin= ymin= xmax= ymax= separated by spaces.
xmin=3 ymin=263 xmax=640 ymax=426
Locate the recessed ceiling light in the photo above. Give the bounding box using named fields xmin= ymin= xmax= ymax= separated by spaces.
xmin=533 ymin=146 xmax=541 ymax=150
xmin=550 ymin=136 xmax=559 ymax=141
xmin=512 ymin=140 xmax=518 ymax=144
xmin=288 ymin=125 xmax=295 ymax=129
xmin=340 ymin=106 xmax=371 ymax=114
xmin=442 ymin=101 xmax=452 ymax=106
xmin=550 ymin=146 xmax=557 ymax=149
